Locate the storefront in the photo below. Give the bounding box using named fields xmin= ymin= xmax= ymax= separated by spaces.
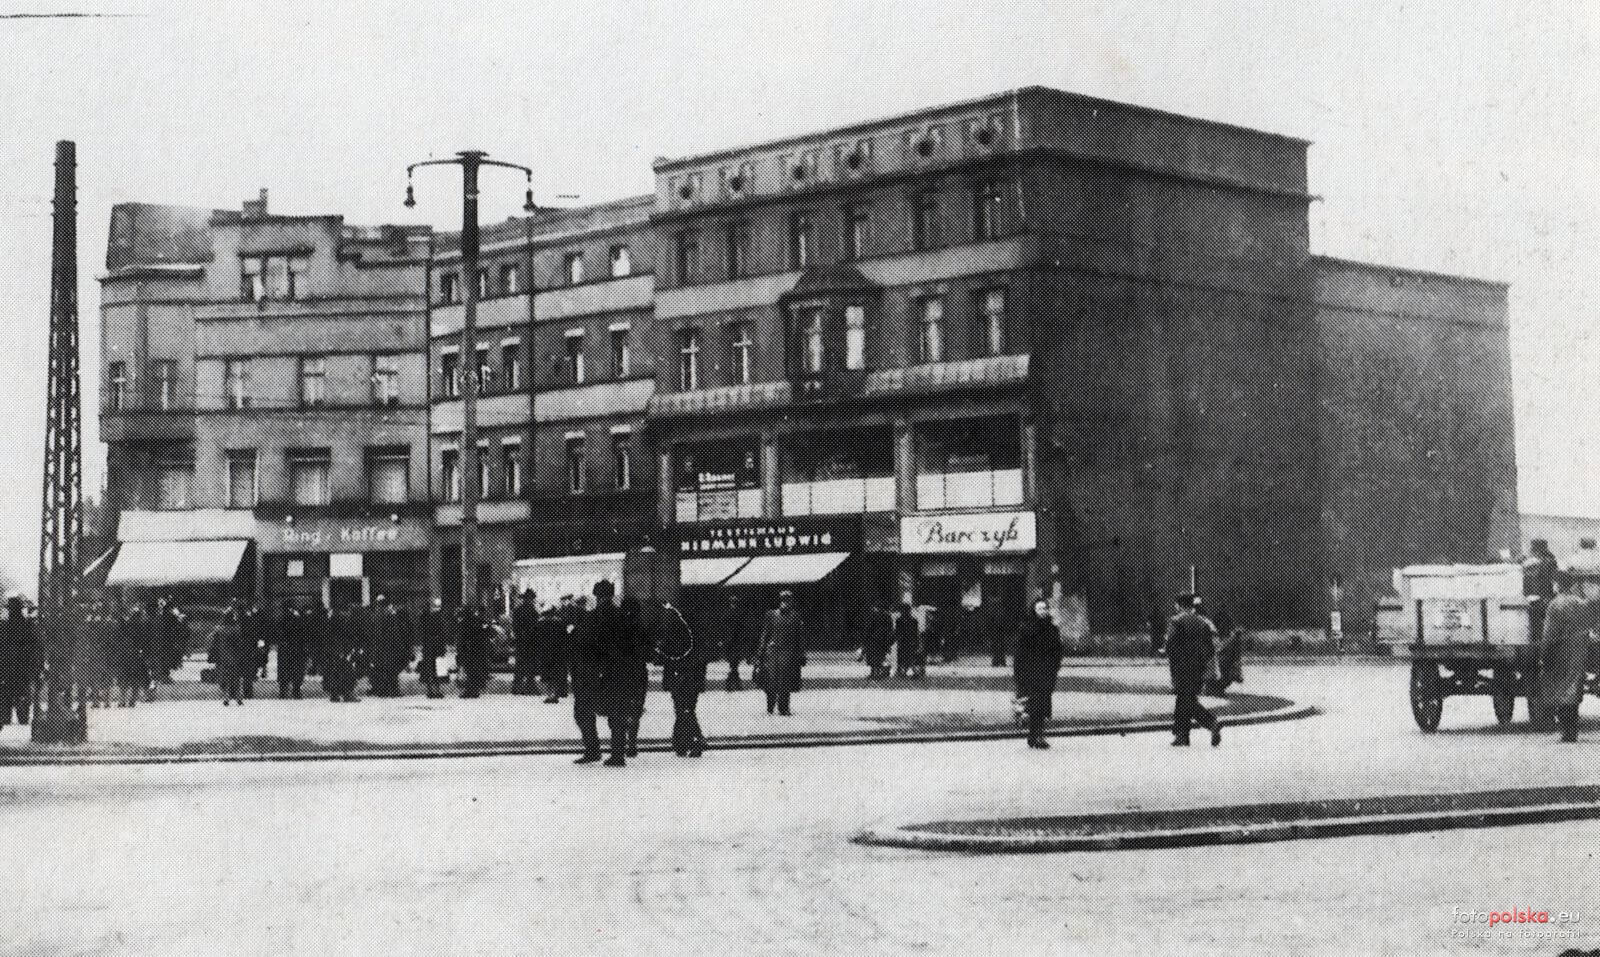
xmin=900 ymin=509 xmax=1036 ymax=626
xmin=104 ymin=510 xmax=256 ymax=606
xmin=259 ymin=513 xmax=432 ymax=613
xmin=675 ymin=516 xmax=874 ymax=649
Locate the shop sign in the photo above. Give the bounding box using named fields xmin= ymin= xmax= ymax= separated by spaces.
xmin=677 ymin=517 xmax=861 ymax=556
xmin=260 ymin=516 xmax=430 ymax=553
xmin=900 ymin=510 xmax=1036 ymax=554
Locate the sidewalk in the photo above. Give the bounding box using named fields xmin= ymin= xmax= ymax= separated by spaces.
xmin=0 ymin=657 xmax=1303 ymax=763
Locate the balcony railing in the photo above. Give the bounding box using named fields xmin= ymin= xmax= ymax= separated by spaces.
xmin=915 ymin=468 xmax=1024 ymax=511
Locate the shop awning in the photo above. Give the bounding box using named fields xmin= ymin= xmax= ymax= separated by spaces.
xmin=511 ymin=552 xmax=625 ymax=604
xmin=680 ymin=556 xmax=751 ymax=587
xmin=106 ymin=539 xmax=250 ymax=587
xmin=723 ymin=552 xmax=850 ymax=587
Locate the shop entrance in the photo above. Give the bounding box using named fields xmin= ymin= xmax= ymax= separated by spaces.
xmin=328 ymin=578 xmax=364 ymax=612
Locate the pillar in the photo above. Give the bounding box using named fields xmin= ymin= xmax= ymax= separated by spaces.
xmin=894 ymin=417 xmax=915 ymax=514
xmin=1021 ymin=417 xmax=1038 ymax=504
xmin=761 ymin=432 xmax=780 ymax=518
xmin=657 ymin=449 xmax=674 ymax=526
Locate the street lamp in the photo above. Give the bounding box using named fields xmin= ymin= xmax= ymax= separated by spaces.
xmin=405 ymin=151 xmax=537 ymax=612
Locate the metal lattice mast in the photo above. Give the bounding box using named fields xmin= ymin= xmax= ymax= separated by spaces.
xmin=34 ymin=140 xmax=86 ymax=743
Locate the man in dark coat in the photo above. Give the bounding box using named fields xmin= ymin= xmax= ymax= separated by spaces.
xmin=155 ymin=599 xmax=186 ymax=683
xmin=0 ymin=597 xmax=36 ymax=727
xmin=1536 ymin=569 xmax=1596 ymax=743
xmin=213 ymin=600 xmax=251 ymax=706
xmin=537 ymin=603 xmax=570 ymax=703
xmin=323 ymin=606 xmax=360 ymax=702
xmin=1525 ymin=539 xmax=1560 ymax=642
xmin=1161 ymin=594 xmax=1223 ymax=747
xmin=417 ymin=599 xmax=448 ymax=699
xmin=1013 ymin=598 xmax=1064 ymax=748
xmin=115 ymin=606 xmax=151 ymax=708
xmin=893 ymin=603 xmax=922 ymax=679
xmin=862 ymin=602 xmax=894 ymax=680
xmin=657 ymin=602 xmax=707 ymax=756
xmin=511 ymin=590 xmax=539 ymax=695
xmin=276 ymin=600 xmax=308 ymax=699
xmin=721 ymin=595 xmax=750 ymax=692
xmin=572 ymin=580 xmax=631 ymax=766
xmin=758 ymin=590 xmax=806 ymax=715
xmin=988 ymin=600 xmax=1011 ymax=667
xmin=456 ymin=605 xmax=492 ymax=699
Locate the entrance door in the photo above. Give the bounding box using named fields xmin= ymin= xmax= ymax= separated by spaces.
xmin=328 ymin=578 xmax=365 ymax=612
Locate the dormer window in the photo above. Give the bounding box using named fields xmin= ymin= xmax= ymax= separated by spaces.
xmin=241 ymin=254 xmax=308 ymax=302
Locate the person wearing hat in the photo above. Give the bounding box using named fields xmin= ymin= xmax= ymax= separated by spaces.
xmin=757 ymin=590 xmax=807 ymax=716
xmin=572 ymin=579 xmax=632 ymax=765
xmin=1160 ymin=593 xmax=1222 ymax=747
xmin=1013 ymin=597 xmax=1064 ymax=748
xmin=1535 ymin=564 xmax=1597 ymax=742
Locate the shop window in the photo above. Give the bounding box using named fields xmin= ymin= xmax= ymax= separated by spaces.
xmin=675 ymin=444 xmax=761 ymax=521
xmin=915 ymin=418 xmax=1023 ymax=510
xmin=368 ymin=448 xmax=409 ymax=505
xmin=441 ymin=448 xmax=461 ymax=502
xmin=372 ymin=354 xmax=401 ymax=406
xmin=108 ymin=361 xmax=127 ymax=411
xmin=158 ymin=456 xmax=193 ymax=510
xmin=290 ymin=450 xmax=332 ymax=506
xmin=226 ymin=449 xmax=257 ymax=509
xmin=299 ymin=356 xmax=327 ymax=408
xmin=782 ymin=430 xmax=894 ymax=515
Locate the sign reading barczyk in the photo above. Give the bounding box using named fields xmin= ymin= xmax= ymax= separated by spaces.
xmin=900 ymin=510 xmax=1036 ymax=554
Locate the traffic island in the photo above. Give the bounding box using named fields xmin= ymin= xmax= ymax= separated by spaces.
xmin=855 ymin=783 xmax=1600 ymax=854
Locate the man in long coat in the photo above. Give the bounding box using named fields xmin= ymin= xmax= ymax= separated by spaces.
xmin=511 ymin=590 xmax=539 ymax=695
xmin=1013 ymin=598 xmax=1064 ymax=748
xmin=862 ymin=601 xmax=894 ymax=680
xmin=1537 ymin=569 xmax=1596 ymax=743
xmin=657 ymin=602 xmax=707 ymax=757
xmin=276 ymin=600 xmax=308 ymax=699
xmin=572 ymin=580 xmax=631 ymax=765
xmin=1162 ymin=593 xmax=1223 ymax=747
xmin=758 ymin=590 xmax=806 ymax=716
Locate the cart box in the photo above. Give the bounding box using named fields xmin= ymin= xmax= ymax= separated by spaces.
xmin=1377 ymin=563 xmax=1530 ymax=648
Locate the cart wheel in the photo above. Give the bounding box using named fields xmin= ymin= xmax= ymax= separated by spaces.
xmin=1491 ymin=668 xmax=1516 ymax=725
xmin=1410 ymin=660 xmax=1444 ymax=732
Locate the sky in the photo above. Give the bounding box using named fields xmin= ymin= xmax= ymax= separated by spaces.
xmin=0 ymin=0 xmax=1595 ymax=593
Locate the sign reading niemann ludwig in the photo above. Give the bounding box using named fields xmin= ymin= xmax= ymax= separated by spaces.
xmin=677 ymin=516 xmax=862 ymax=556
xmin=900 ymin=510 xmax=1036 ymax=554
xmin=259 ymin=515 xmax=431 ymax=553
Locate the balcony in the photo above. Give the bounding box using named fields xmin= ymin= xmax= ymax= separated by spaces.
xmin=864 ymin=353 xmax=1029 ymax=399
xmin=100 ymin=402 xmax=195 ymax=443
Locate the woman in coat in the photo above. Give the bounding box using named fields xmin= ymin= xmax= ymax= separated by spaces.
xmin=1537 ymin=571 xmax=1596 ymax=742
xmin=1013 ymin=598 xmax=1064 ymax=749
xmin=657 ymin=602 xmax=707 ymax=756
xmin=757 ymin=590 xmax=806 ymax=715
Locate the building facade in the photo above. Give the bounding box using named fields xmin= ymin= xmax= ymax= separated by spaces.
xmin=98 ymin=87 xmax=1518 ymax=637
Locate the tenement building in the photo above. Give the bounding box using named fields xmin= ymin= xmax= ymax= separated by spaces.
xmin=98 ymin=192 xmax=436 ymax=611
xmin=97 ymin=87 xmax=1518 ymax=637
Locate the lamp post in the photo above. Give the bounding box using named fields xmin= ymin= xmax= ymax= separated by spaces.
xmin=406 ymin=151 xmax=536 ymax=611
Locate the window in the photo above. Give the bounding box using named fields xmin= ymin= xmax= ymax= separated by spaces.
xmin=240 ymin=255 xmax=308 ymax=302
xmin=226 ymin=450 xmax=257 ymax=509
xmin=368 ymin=449 xmax=409 ymax=505
xmin=441 ymin=448 xmax=461 ymax=502
xmin=913 ymin=192 xmax=942 ymax=250
xmin=476 ymin=443 xmax=490 ymax=500
xmin=372 ymin=354 xmax=401 ymax=406
xmin=108 ymin=361 xmax=127 ymax=411
xmin=154 ymin=359 xmax=177 ymax=410
xmin=289 ymin=450 xmax=331 ymax=506
xmin=564 ymin=331 xmax=586 ymax=384
xmin=725 ymin=221 xmax=751 ymax=279
xmin=675 ymin=445 xmax=762 ymax=521
xmin=915 ymin=417 xmax=1023 ymax=510
xmin=845 ymin=305 xmax=866 ymax=371
xmin=675 ymin=231 xmax=700 ymax=285
xmin=974 ymin=181 xmax=1004 ymax=241
xmin=563 ymin=252 xmax=585 ymax=286
xmin=475 ymin=347 xmax=491 ymax=393
xmin=677 ymin=328 xmax=701 ymax=391
xmin=158 ymin=456 xmax=193 ymax=510
xmin=801 ymin=307 xmax=826 ymax=374
xmin=609 ymin=244 xmax=632 ymax=278
xmin=439 ymin=272 xmax=460 ymax=304
xmin=502 ymin=441 xmax=523 ymax=498
xmin=788 ymin=211 xmax=814 ymax=269
xmin=730 ymin=322 xmax=754 ymax=385
xmin=613 ymin=434 xmax=633 ymax=491
xmin=610 ymin=326 xmax=631 ymax=379
xmin=440 ymin=350 xmax=459 ymax=399
xmin=918 ymin=296 xmax=946 ymax=363
xmin=224 ymin=358 xmax=251 ymax=410
xmin=566 ymin=436 xmax=586 ymax=494
xmin=980 ymin=288 xmax=1007 ymax=355
xmin=299 ymin=356 xmax=326 ymax=408
xmin=843 ymin=204 xmax=869 ymax=261
xmin=500 ymin=341 xmax=521 ymax=392
xmin=499 ymin=263 xmax=520 ymax=295
xmin=475 ymin=269 xmax=489 ymax=299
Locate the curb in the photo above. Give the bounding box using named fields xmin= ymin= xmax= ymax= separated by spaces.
xmin=0 ymin=700 xmax=1315 ymax=767
xmin=854 ymin=795 xmax=1600 ymax=854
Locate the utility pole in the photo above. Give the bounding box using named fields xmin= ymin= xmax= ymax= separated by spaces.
xmin=34 ymin=140 xmax=86 ymax=743
xmin=406 ymin=152 xmax=535 ymax=610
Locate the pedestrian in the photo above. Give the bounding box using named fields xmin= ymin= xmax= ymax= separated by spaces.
xmin=79 ymin=603 xmax=113 ymax=709
xmin=536 ymin=602 xmax=569 ymax=703
xmin=456 ymin=604 xmax=491 ymax=698
xmin=239 ymin=603 xmax=266 ymax=700
xmin=572 ymin=580 xmax=630 ymax=766
xmin=115 ymin=605 xmax=151 ymax=708
xmin=1524 ymin=539 xmax=1560 ymax=643
xmin=276 ymin=600 xmax=308 ymax=699
xmin=417 ymin=599 xmax=448 ymax=699
xmin=616 ymin=594 xmax=649 ymax=758
xmin=323 ymin=605 xmax=360 ymax=702
xmin=155 ymin=598 xmax=185 ymax=683
xmin=988 ymin=600 xmax=1011 ymax=667
xmin=0 ymin=597 xmax=36 ymax=728
xmin=1535 ymin=566 xmax=1597 ymax=743
xmin=862 ymin=601 xmax=893 ymax=680
xmin=721 ymin=595 xmax=750 ymax=692
xmin=511 ymin=589 xmax=539 ymax=695
xmin=1205 ymin=624 xmax=1246 ymax=697
xmin=370 ymin=596 xmax=411 ymax=697
xmin=213 ymin=599 xmax=250 ymax=706
xmin=757 ymin=590 xmax=806 ymax=716
xmin=1161 ymin=593 xmax=1223 ymax=747
xmin=1013 ymin=597 xmax=1064 ymax=748
xmin=657 ymin=602 xmax=707 ymax=757
xmin=893 ymin=602 xmax=922 ymax=679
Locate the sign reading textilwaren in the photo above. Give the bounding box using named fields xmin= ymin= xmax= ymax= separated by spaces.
xmin=900 ymin=510 xmax=1036 ymax=554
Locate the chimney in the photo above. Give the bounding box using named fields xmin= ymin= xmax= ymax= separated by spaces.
xmin=242 ymin=188 xmax=268 ymax=219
